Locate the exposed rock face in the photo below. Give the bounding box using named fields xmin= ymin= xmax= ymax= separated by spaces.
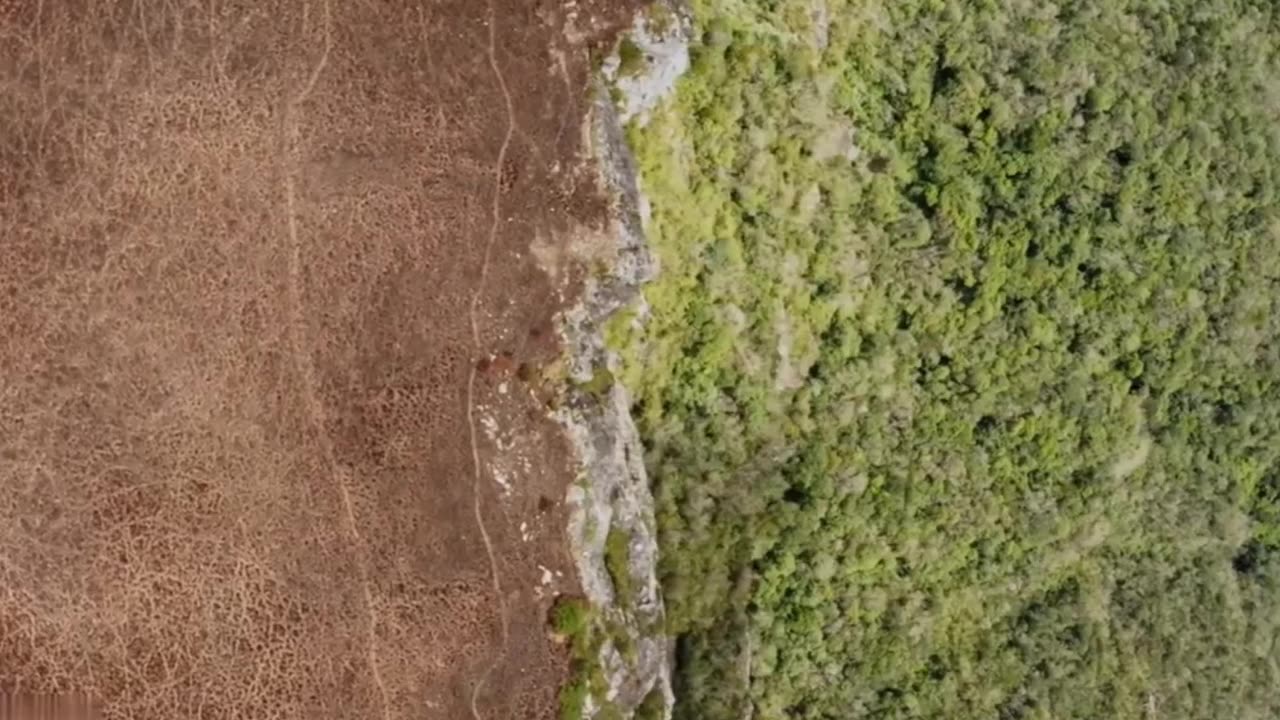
xmin=601 ymin=2 xmax=693 ymax=126
xmin=556 ymin=3 xmax=691 ymax=717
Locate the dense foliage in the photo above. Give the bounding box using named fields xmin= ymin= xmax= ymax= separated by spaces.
xmin=615 ymin=0 xmax=1280 ymax=718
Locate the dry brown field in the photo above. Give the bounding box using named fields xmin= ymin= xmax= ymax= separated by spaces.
xmin=0 ymin=1 xmax=639 ymax=717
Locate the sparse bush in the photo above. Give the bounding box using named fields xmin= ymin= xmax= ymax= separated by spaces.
xmin=604 ymin=527 xmax=633 ymax=607
xmin=576 ymin=366 xmax=615 ymax=400
xmin=617 ymin=37 xmax=648 ymax=78
xmin=559 ymin=675 xmax=590 ymax=720
xmin=635 ymin=686 xmax=666 ymax=720
xmin=550 ymin=596 xmax=593 ymax=644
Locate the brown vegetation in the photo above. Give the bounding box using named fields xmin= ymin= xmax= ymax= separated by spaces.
xmin=0 ymin=0 xmax=638 ymax=717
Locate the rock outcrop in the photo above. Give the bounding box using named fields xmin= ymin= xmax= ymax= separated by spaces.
xmin=555 ymin=3 xmax=691 ymax=717
xmin=601 ymin=2 xmax=693 ymax=126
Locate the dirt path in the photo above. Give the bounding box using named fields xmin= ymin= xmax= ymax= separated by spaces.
xmin=0 ymin=1 xmax=638 ymax=717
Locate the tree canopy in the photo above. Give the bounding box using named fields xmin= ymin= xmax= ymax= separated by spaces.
xmin=617 ymin=0 xmax=1280 ymax=718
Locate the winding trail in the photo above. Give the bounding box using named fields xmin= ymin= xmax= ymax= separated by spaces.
xmin=466 ymin=4 xmax=517 ymax=719
xmin=280 ymin=3 xmax=392 ymax=719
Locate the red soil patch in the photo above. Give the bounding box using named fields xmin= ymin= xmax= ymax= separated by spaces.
xmin=0 ymin=0 xmax=639 ymax=718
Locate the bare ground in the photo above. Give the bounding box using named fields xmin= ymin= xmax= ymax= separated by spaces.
xmin=0 ymin=0 xmax=639 ymax=717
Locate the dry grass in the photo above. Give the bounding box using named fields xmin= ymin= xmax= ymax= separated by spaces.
xmin=0 ymin=0 xmax=641 ymax=718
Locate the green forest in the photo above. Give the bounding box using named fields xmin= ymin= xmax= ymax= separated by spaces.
xmin=613 ymin=0 xmax=1280 ymax=717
